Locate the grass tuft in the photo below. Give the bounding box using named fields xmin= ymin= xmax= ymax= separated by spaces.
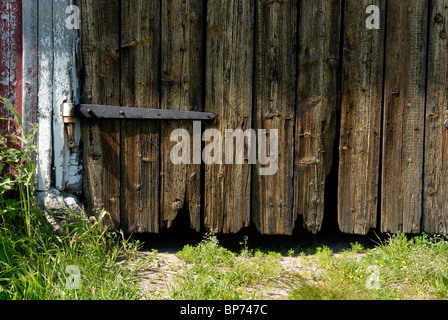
xmin=0 ymin=96 xmax=147 ymax=300
xmin=170 ymin=233 xmax=284 ymax=300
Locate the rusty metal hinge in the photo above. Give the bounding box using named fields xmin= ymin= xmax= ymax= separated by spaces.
xmin=63 ymin=101 xmax=77 ymax=148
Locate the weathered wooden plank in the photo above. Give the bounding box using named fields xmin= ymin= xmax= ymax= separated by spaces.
xmin=22 ymin=0 xmax=38 ymax=135
xmin=252 ymin=0 xmax=297 ymax=235
xmin=204 ymin=0 xmax=254 ymax=233
xmin=423 ymin=0 xmax=448 ymax=235
xmin=381 ymin=0 xmax=428 ymax=234
xmin=295 ymin=0 xmax=341 ymax=234
xmin=53 ymin=0 xmax=80 ymax=192
xmin=21 ymin=0 xmax=38 ymax=187
xmin=79 ymin=0 xmax=121 ymax=229
xmin=36 ymin=0 xmax=54 ymax=192
xmin=120 ymin=0 xmax=161 ymax=233
xmin=160 ymin=0 xmax=204 ymax=231
xmin=338 ymin=0 xmax=385 ymax=235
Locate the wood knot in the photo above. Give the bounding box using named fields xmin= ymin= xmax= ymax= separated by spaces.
xmin=161 ymin=72 xmax=178 ymax=85
xmin=434 ymin=13 xmax=444 ymax=24
xmin=90 ymin=152 xmax=100 ymax=161
xmin=172 ymin=200 xmax=183 ymax=210
xmin=326 ymin=58 xmax=339 ymax=68
xmin=427 ymin=112 xmax=439 ymax=119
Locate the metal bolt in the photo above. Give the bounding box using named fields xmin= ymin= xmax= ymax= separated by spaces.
xmin=444 ymin=119 xmax=448 ymax=129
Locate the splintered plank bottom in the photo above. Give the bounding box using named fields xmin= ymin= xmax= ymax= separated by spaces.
xmin=381 ymin=0 xmax=428 ymax=234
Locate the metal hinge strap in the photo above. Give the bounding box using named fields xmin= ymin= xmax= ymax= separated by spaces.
xmin=76 ymin=104 xmax=215 ymax=121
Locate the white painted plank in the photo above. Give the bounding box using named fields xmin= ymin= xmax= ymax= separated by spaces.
xmin=53 ymin=0 xmax=82 ymax=192
xmin=37 ymin=0 xmax=54 ymax=191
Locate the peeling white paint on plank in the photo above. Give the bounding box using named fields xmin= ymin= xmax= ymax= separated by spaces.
xmin=52 ymin=0 xmax=82 ymax=192
xmin=53 ymin=0 xmax=72 ymax=190
xmin=36 ymin=0 xmax=54 ymax=191
xmin=32 ymin=0 xmax=82 ymax=193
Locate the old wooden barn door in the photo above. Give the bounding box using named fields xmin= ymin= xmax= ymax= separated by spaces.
xmin=78 ymin=0 xmax=341 ymax=235
xmin=78 ymin=0 xmax=448 ymax=236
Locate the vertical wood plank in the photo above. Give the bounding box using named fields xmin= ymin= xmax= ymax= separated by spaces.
xmin=204 ymin=0 xmax=254 ymax=233
xmin=253 ymin=0 xmax=297 ymax=235
xmin=36 ymin=0 xmax=54 ymax=191
xmin=120 ymin=0 xmax=161 ymax=233
xmin=53 ymin=0 xmax=78 ymax=191
xmin=338 ymin=0 xmax=385 ymax=235
xmin=79 ymin=0 xmax=121 ymax=228
xmin=423 ymin=0 xmax=448 ymax=234
xmin=295 ymin=0 xmax=341 ymax=234
xmin=160 ymin=0 xmax=204 ymax=231
xmin=22 ymin=0 xmax=38 ymax=135
xmin=22 ymin=0 xmax=38 ymax=185
xmin=381 ymin=0 xmax=428 ymax=234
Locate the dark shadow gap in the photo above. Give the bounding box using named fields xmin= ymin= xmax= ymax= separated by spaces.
xmin=420 ymin=0 xmax=433 ymax=232
xmin=377 ymin=0 xmax=389 ymax=232
xmin=319 ymin=0 xmax=345 ymax=236
xmin=199 ymin=0 xmax=208 ymax=233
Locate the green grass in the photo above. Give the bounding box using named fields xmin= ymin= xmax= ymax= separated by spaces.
xmin=288 ymin=233 xmax=448 ymax=300
xmin=167 ymin=232 xmax=448 ymax=300
xmin=169 ymin=233 xmax=285 ymax=300
xmin=0 ymin=96 xmax=148 ymax=300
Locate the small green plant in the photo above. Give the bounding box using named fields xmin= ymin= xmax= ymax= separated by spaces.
xmin=0 ymin=97 xmax=38 ymax=237
xmin=287 ymin=249 xmax=295 ymax=257
xmin=240 ymin=235 xmax=252 ymax=258
xmin=433 ymin=275 xmax=448 ymax=299
xmin=350 ymin=242 xmax=364 ymax=253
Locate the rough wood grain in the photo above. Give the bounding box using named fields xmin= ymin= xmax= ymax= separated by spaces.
xmin=160 ymin=0 xmax=204 ymax=232
xmin=253 ymin=0 xmax=297 ymax=235
xmin=204 ymin=0 xmax=254 ymax=233
xmin=22 ymin=0 xmax=38 ymax=135
xmin=338 ymin=0 xmax=385 ymax=235
xmin=295 ymin=0 xmax=341 ymax=234
xmin=120 ymin=0 xmax=161 ymax=233
xmin=79 ymin=0 xmax=121 ymax=229
xmin=423 ymin=0 xmax=448 ymax=235
xmin=22 ymin=0 xmax=38 ymax=188
xmin=381 ymin=0 xmax=428 ymax=234
xmin=36 ymin=0 xmax=54 ymax=192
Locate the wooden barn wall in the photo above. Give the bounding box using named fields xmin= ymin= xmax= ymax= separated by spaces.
xmin=76 ymin=0 xmax=448 ymax=236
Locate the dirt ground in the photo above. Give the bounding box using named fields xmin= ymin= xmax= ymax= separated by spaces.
xmin=133 ymin=229 xmax=376 ymax=300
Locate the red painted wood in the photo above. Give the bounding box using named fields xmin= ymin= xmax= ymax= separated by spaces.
xmin=0 ymin=0 xmax=23 ymax=133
